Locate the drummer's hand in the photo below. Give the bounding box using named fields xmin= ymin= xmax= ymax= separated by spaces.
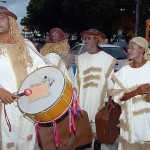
xmin=135 ymin=84 xmax=150 ymax=95
xmin=0 ymin=88 xmax=19 ymax=104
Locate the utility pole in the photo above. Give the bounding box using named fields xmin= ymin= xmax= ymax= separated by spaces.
xmin=135 ymin=0 xmax=141 ymax=37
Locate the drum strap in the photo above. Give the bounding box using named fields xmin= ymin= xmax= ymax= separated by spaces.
xmin=26 ymin=41 xmax=54 ymax=66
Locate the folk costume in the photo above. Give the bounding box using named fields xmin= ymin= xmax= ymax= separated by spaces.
xmin=75 ymin=29 xmax=116 ymax=135
xmin=76 ymin=51 xmax=116 ymax=132
xmin=0 ymin=6 xmax=47 ymax=149
xmin=112 ymin=37 xmax=150 ymax=150
xmin=0 ymin=40 xmax=46 ymax=150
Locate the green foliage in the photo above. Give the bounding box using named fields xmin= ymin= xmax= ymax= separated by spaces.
xmin=20 ymin=0 xmax=150 ymax=39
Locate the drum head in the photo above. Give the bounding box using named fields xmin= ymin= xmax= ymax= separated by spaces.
xmin=18 ymin=66 xmax=65 ymax=114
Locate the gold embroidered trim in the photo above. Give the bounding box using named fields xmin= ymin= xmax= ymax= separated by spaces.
xmin=98 ymin=57 xmax=117 ymax=110
xmin=112 ymin=74 xmax=128 ymax=93
xmin=119 ymin=119 xmax=129 ymax=131
xmin=83 ymin=74 xmax=100 ymax=83
xmin=111 ymin=89 xmax=125 ymax=106
xmin=132 ymin=96 xmax=143 ymax=104
xmin=107 ymin=88 xmax=113 ymax=97
xmin=83 ymin=82 xmax=99 ymax=89
xmin=118 ymin=136 xmax=150 ymax=150
xmin=133 ymin=108 xmax=150 ymax=116
xmin=83 ymin=67 xmax=101 ymax=75
xmin=7 ymin=142 xmax=15 ymax=149
xmin=125 ymin=104 xmax=132 ymax=142
xmin=27 ymin=134 xmax=33 ymax=141
xmin=112 ymin=89 xmax=124 ymax=97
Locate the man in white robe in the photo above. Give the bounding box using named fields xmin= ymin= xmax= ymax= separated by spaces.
xmin=0 ymin=6 xmax=47 ymax=150
xmin=75 ymin=29 xmax=116 ymax=150
xmin=112 ymin=37 xmax=150 ymax=150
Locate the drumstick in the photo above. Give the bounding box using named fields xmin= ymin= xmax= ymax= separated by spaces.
xmin=18 ymin=88 xmax=32 ymax=97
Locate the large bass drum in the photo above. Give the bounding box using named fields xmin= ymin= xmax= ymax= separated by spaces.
xmin=17 ymin=66 xmax=73 ymax=123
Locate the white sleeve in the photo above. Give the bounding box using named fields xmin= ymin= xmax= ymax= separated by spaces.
xmin=26 ymin=40 xmax=47 ymax=73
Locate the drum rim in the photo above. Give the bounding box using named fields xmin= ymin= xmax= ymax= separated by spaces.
xmin=17 ymin=66 xmax=65 ymax=114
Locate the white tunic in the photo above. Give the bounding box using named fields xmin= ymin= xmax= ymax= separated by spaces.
xmin=112 ymin=61 xmax=150 ymax=148
xmin=0 ymin=40 xmax=46 ymax=150
xmin=44 ymin=53 xmax=73 ymax=84
xmin=76 ymin=51 xmax=116 ymax=132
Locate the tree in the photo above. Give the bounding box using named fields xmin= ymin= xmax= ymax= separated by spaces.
xmin=62 ymin=0 xmax=122 ymax=41
xmin=21 ymin=0 xmax=63 ymax=37
xmin=20 ymin=0 xmax=150 ymax=40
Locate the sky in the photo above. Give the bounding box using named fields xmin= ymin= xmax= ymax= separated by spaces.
xmin=0 ymin=0 xmax=29 ymax=29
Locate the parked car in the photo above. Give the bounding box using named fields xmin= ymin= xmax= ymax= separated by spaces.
xmin=113 ymin=41 xmax=128 ymax=54
xmin=70 ymin=43 xmax=128 ymax=71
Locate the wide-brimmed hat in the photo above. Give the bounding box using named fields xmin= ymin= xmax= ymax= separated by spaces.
xmin=0 ymin=6 xmax=17 ymax=20
xmin=80 ymin=29 xmax=106 ymax=39
xmin=46 ymin=28 xmax=70 ymax=43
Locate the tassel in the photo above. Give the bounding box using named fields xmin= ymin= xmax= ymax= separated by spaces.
xmin=69 ymin=107 xmax=76 ymax=134
xmin=72 ymin=88 xmax=82 ymax=118
xmin=52 ymin=121 xmax=59 ymax=147
xmin=35 ymin=123 xmax=41 ymax=146
xmin=35 ymin=123 xmax=39 ymax=140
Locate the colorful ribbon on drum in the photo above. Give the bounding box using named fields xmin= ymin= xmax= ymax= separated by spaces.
xmin=52 ymin=121 xmax=59 ymax=147
xmin=68 ymin=88 xmax=82 ymax=134
xmin=72 ymin=88 xmax=82 ymax=118
xmin=35 ymin=88 xmax=82 ymax=148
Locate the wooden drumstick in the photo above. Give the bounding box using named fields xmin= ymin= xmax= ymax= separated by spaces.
xmin=18 ymin=88 xmax=32 ymax=97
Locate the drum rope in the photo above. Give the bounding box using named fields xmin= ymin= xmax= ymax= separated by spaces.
xmin=26 ymin=41 xmax=55 ymax=66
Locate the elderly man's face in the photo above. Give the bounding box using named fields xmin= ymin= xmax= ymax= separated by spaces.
xmin=0 ymin=14 xmax=10 ymax=35
xmin=127 ymin=42 xmax=144 ymax=60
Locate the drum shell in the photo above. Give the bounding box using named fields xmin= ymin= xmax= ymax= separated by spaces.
xmin=27 ymin=79 xmax=73 ymax=123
